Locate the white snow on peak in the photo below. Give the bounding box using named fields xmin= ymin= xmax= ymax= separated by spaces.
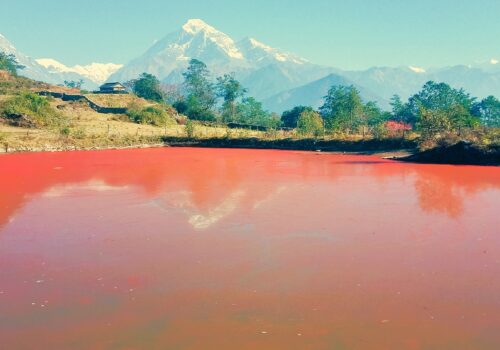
xmin=36 ymin=58 xmax=71 ymax=72
xmin=182 ymin=19 xmax=214 ymax=34
xmin=241 ymin=37 xmax=308 ymax=64
xmin=247 ymin=38 xmax=273 ymax=51
xmin=0 ymin=34 xmax=18 ymax=54
xmin=181 ymin=19 xmax=244 ymax=60
xmin=409 ymin=65 xmax=426 ymax=73
xmin=36 ymin=58 xmax=123 ymax=83
xmin=491 ymin=58 xmax=499 ymax=65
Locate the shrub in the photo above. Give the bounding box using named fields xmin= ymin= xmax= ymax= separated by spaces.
xmin=176 ymin=115 xmax=188 ymax=125
xmin=1 ymin=92 xmax=65 ymax=128
xmin=281 ymin=106 xmax=313 ymax=128
xmin=372 ymin=123 xmax=389 ymax=139
xmin=126 ymin=104 xmax=174 ymax=126
xmin=72 ymin=128 xmax=86 ymax=139
xmin=185 ymin=120 xmax=195 ymax=138
xmin=297 ymin=110 xmax=324 ymax=137
xmin=59 ymin=127 xmax=71 ymax=137
xmin=386 ymin=121 xmax=412 ymax=137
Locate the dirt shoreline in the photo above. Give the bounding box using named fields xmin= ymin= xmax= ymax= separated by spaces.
xmin=0 ymin=136 xmax=415 ymax=157
xmin=0 ymin=137 xmax=498 ymax=166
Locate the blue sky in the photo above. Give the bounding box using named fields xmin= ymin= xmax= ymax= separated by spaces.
xmin=1 ymin=0 xmax=499 ymax=69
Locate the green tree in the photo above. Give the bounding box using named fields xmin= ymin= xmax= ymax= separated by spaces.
xmin=320 ymin=85 xmax=364 ymax=132
xmin=236 ymin=97 xmax=275 ymax=127
xmin=362 ymin=101 xmax=390 ymax=136
xmin=182 ymin=59 xmax=216 ymax=121
xmin=281 ymin=106 xmax=313 ymax=128
xmin=128 ymin=73 xmax=163 ymax=102
xmin=417 ymin=107 xmax=452 ymax=140
xmin=446 ymin=103 xmax=479 ymax=135
xmin=472 ymin=96 xmax=500 ymax=127
xmin=0 ymin=52 xmax=24 ymax=75
xmin=64 ymin=79 xmax=84 ymax=89
xmin=390 ymin=94 xmax=409 ymax=123
xmin=216 ymin=73 xmax=247 ymax=122
xmin=406 ymin=81 xmax=476 ymax=125
xmin=297 ymin=110 xmax=324 ymax=137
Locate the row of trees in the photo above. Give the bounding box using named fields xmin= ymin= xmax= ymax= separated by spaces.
xmin=174 ymin=59 xmax=280 ymax=127
xmin=109 ymin=58 xmax=499 ymax=138
xmin=390 ymin=81 xmax=499 ymax=131
xmin=281 ymin=82 xmax=499 ymax=138
xmin=281 ymin=87 xmax=394 ymax=136
xmin=127 ymin=60 xmax=279 ymax=128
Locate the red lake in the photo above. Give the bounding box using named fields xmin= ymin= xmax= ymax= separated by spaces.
xmin=0 ymin=147 xmax=499 ymax=349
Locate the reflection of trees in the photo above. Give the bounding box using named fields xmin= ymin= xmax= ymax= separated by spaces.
xmin=365 ymin=160 xmax=500 ymax=218
xmin=0 ymin=150 xmax=499 ymax=230
xmin=412 ymin=166 xmax=499 ymax=218
xmin=415 ymin=177 xmax=464 ymax=217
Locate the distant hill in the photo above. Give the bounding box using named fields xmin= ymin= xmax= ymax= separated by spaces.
xmin=262 ymin=74 xmax=387 ymax=112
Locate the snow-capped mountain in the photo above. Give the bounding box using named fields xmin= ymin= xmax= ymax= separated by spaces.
xmin=109 ymin=19 xmax=248 ymax=83
xmin=0 ymin=33 xmax=120 ymax=88
xmin=109 ymin=19 xmax=500 ymax=112
xmin=36 ymin=58 xmax=122 ymax=84
xmin=236 ymin=37 xmax=308 ymax=66
xmin=0 ymin=33 xmax=65 ymax=84
xmin=108 ymin=18 xmax=329 ymax=98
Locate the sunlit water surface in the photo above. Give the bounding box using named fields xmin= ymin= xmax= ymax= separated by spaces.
xmin=0 ymin=148 xmax=499 ymax=349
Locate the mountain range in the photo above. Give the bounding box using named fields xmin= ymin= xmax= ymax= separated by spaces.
xmin=2 ymin=19 xmax=500 ymax=112
xmin=0 ymin=33 xmax=120 ymax=88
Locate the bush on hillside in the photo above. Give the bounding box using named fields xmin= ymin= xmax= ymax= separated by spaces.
xmin=0 ymin=92 xmax=66 ymax=128
xmin=126 ymin=104 xmax=175 ymax=126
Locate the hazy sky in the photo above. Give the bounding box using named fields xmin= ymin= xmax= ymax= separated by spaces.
xmin=1 ymin=0 xmax=499 ymax=69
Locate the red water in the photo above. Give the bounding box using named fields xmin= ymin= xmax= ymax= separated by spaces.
xmin=0 ymin=148 xmax=499 ymax=350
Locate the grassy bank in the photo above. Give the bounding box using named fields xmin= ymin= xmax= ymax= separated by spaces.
xmin=2 ymin=118 xmax=499 ymax=165
xmin=0 ymin=74 xmax=498 ymax=165
xmin=161 ymin=136 xmax=416 ymax=153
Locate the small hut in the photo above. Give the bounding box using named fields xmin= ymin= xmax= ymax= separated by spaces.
xmin=99 ymin=82 xmax=127 ymax=94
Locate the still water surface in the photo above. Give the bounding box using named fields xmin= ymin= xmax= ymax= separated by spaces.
xmin=0 ymin=148 xmax=499 ymax=349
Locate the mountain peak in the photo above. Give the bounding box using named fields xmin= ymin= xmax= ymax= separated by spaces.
xmin=182 ymin=19 xmax=215 ymax=34
xmin=242 ymin=37 xmax=272 ymax=50
xmin=238 ymin=37 xmax=308 ymax=65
